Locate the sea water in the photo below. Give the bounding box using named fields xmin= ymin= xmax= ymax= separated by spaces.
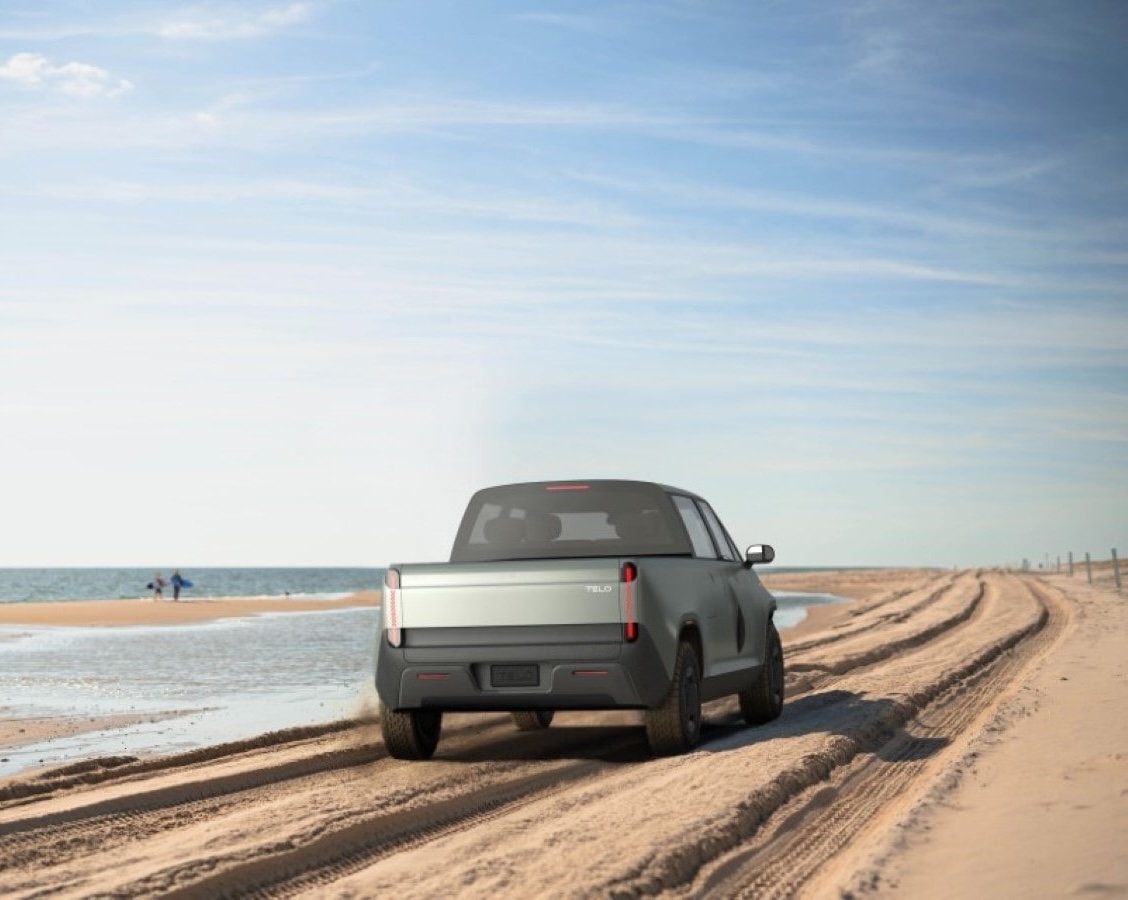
xmin=0 ymin=567 xmax=385 ymax=603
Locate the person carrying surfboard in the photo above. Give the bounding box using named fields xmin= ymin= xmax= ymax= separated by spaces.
xmin=170 ymin=570 xmax=188 ymax=602
xmin=151 ymin=572 xmax=167 ymax=601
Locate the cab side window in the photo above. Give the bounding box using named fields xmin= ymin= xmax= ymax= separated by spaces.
xmin=698 ymin=501 xmax=739 ymax=562
xmin=671 ymin=495 xmax=719 ymax=559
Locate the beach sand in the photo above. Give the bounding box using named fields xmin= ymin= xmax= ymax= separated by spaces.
xmin=840 ymin=570 xmax=1127 ymax=898
xmin=0 ymin=569 xmax=1123 ymax=898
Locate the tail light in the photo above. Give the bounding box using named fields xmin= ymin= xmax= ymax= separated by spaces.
xmin=622 ymin=561 xmax=638 ymax=642
xmin=385 ymin=568 xmax=403 ymax=647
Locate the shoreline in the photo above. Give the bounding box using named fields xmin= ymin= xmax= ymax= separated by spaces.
xmin=0 ymin=570 xmax=919 ymax=770
xmin=0 ymin=577 xmax=860 ymax=633
xmin=0 ymin=591 xmax=381 ymax=628
xmin=0 ymin=576 xmax=866 ymax=762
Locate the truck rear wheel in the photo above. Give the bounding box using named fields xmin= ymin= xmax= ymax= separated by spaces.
xmin=510 ymin=710 xmax=555 ymax=731
xmin=381 ymin=706 xmax=443 ymax=760
xmin=645 ymin=639 xmax=702 ymax=755
xmin=739 ymin=622 xmax=784 ymax=725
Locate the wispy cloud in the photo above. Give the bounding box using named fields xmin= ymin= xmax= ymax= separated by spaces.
xmin=0 ymin=3 xmax=314 ymax=42
xmin=0 ymin=52 xmax=133 ymax=98
xmin=514 ymin=12 xmax=616 ymax=34
xmin=567 ymin=169 xmax=1062 ymax=244
xmin=851 ymin=26 xmax=906 ymax=76
xmin=20 ymin=173 xmax=643 ymax=230
xmin=158 ymin=2 xmax=313 ymax=40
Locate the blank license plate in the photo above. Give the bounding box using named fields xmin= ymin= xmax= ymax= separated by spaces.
xmin=491 ymin=664 xmax=539 ymax=688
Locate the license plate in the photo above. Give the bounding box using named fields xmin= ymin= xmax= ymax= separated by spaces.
xmin=491 ymin=664 xmax=539 ymax=688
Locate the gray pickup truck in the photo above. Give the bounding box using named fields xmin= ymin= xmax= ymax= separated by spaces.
xmin=376 ymin=479 xmax=783 ymax=759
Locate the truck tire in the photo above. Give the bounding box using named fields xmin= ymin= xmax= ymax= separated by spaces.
xmin=644 ymin=639 xmax=702 ymax=755
xmin=510 ymin=710 xmax=555 ymax=731
xmin=381 ymin=706 xmax=443 ymax=760
xmin=739 ymin=622 xmax=784 ymax=725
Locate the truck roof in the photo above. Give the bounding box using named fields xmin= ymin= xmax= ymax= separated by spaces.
xmin=484 ymin=478 xmax=705 ymax=500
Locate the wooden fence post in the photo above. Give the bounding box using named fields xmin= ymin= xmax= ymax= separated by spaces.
xmin=1086 ymin=552 xmax=1092 ymax=584
xmin=1068 ymin=551 xmax=1074 ymax=576
xmin=1114 ymin=549 xmax=1122 ymax=592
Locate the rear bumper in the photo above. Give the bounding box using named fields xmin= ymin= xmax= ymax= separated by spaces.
xmin=375 ymin=624 xmax=670 ymax=711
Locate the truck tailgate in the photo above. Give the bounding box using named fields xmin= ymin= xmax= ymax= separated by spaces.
xmin=397 ymin=559 xmax=625 ymax=629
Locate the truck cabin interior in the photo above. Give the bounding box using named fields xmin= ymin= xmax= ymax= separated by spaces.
xmin=451 ymin=481 xmax=695 ymax=562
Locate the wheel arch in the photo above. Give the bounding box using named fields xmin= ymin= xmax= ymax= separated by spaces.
xmin=677 ymin=619 xmax=704 ymax=672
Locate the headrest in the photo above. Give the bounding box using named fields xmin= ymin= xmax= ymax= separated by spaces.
xmin=526 ymin=513 xmax=563 ymax=542
xmin=483 ymin=517 xmax=526 ymax=544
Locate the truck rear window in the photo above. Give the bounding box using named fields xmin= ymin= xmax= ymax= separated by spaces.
xmin=450 ymin=481 xmax=692 ymax=562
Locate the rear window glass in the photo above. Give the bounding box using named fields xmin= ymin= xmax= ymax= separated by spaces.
xmin=451 ymin=481 xmax=691 ymax=562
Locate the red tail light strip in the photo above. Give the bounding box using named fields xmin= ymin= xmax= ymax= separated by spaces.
xmin=623 ymin=561 xmax=638 ymax=643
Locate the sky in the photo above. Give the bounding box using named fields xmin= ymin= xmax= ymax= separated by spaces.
xmin=1 ymin=1 xmax=1125 ymax=570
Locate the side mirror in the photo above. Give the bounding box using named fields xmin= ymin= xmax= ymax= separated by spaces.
xmin=744 ymin=544 xmax=775 ymax=567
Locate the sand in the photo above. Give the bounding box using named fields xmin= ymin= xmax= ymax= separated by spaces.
xmin=0 ymin=569 xmax=1123 ymax=898
xmin=0 ymin=590 xmax=380 ymax=628
xmin=840 ymin=571 xmax=1128 ymax=897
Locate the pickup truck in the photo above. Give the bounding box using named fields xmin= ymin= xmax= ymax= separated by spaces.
xmin=376 ymin=479 xmax=783 ymax=759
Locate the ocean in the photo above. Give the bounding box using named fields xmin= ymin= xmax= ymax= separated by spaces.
xmin=0 ymin=567 xmax=385 ymax=603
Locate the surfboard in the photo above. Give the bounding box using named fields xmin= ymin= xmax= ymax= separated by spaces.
xmin=179 ymin=579 xmax=194 ymax=589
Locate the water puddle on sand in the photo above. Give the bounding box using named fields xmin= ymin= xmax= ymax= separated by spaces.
xmin=774 ymin=591 xmax=847 ymax=629
xmin=0 ymin=607 xmax=379 ymax=777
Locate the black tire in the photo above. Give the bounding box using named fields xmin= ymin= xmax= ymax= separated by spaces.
xmin=510 ymin=710 xmax=555 ymax=731
xmin=739 ymin=622 xmax=784 ymax=725
xmin=380 ymin=705 xmax=443 ymax=760
xmin=644 ymin=639 xmax=703 ymax=756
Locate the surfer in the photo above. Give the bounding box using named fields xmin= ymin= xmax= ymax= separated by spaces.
xmin=171 ymin=570 xmax=187 ymax=602
xmin=151 ymin=572 xmax=167 ymax=601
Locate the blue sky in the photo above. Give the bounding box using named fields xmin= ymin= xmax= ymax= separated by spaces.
xmin=1 ymin=1 xmax=1125 ymax=569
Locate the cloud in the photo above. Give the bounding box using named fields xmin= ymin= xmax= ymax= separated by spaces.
xmin=515 ymin=12 xmax=616 ymax=34
xmin=852 ymin=27 xmax=906 ymax=76
xmin=0 ymin=52 xmax=133 ymax=98
xmin=159 ymin=3 xmax=313 ymax=40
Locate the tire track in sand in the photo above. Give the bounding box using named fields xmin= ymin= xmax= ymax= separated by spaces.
xmin=666 ymin=575 xmax=1071 ymax=899
xmin=200 ymin=575 xmax=997 ymax=897
xmin=151 ymin=762 xmax=609 ymax=898
xmin=0 ymin=722 xmax=651 ymax=897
